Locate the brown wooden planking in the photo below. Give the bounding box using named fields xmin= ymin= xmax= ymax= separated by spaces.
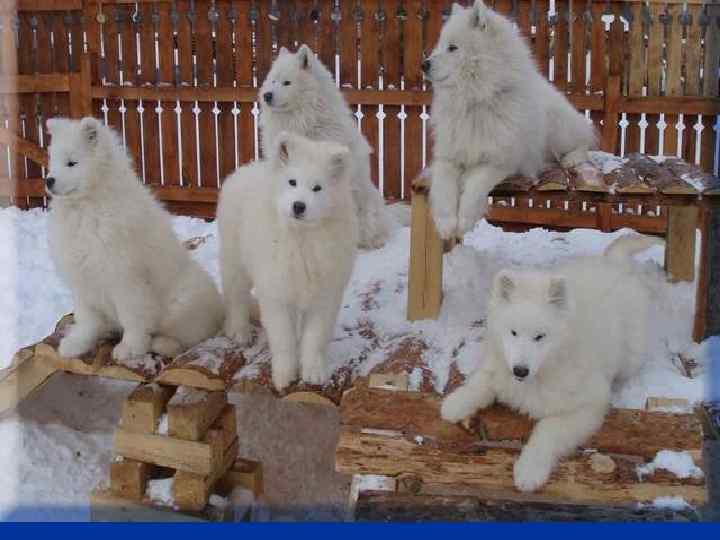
xmin=295 ymin=0 xmax=315 ymax=54
xmin=589 ymin=2 xmax=605 ymax=93
xmin=276 ymin=0 xmax=293 ymax=52
xmin=158 ymin=2 xmax=179 ymax=186
xmin=663 ymin=5 xmax=684 ymax=157
xmin=216 ymin=0 xmax=237 ymax=181
xmin=102 ymin=6 xmax=120 ymax=85
xmin=338 ymin=0 xmax=358 ymax=88
xmin=569 ymin=0 xmax=586 ymax=95
xmin=119 ymin=4 xmax=138 ymax=86
xmin=194 ymin=6 xmax=217 ymax=188
xmin=234 ymin=0 xmax=255 ymax=165
xmin=318 ymin=1 xmax=336 ymax=73
xmin=702 ymin=4 xmax=719 ymax=98
xmin=403 ymin=1 xmax=425 ymax=198
xmin=383 ymin=0 xmax=403 ymax=200
xmin=52 ymin=11 xmax=70 ymax=74
xmin=176 ymin=0 xmax=193 ymax=85
xmin=693 ymin=200 xmax=720 ymax=342
xmin=255 ymin=0 xmax=274 ymax=89
xmin=534 ymin=0 xmax=550 ymax=77
xmin=360 ymin=0 xmax=380 ymax=189
xmin=700 ymin=115 xmax=716 ymax=174
xmin=684 ymin=5 xmax=703 ymax=97
xmin=553 ymin=0 xmax=569 ymax=91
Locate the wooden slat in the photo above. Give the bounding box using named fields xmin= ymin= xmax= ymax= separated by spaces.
xmin=382 ymin=0 xmax=402 ymax=200
xmin=403 ymin=0 xmax=425 ymax=200
xmin=338 ymin=0 xmax=359 ymax=88
xmin=0 ymin=126 xmax=48 ymax=166
xmin=216 ymin=0 xmax=237 ymax=181
xmin=693 ymin=201 xmax=720 ymax=341
xmin=702 ymin=4 xmax=720 ymax=98
xmin=553 ymin=0 xmax=569 ymax=91
xmin=158 ymin=1 xmax=180 ymax=185
xmin=360 ymin=0 xmax=380 ymax=189
xmin=234 ymin=0 xmax=255 ymax=165
xmin=665 ymin=205 xmax=698 ymax=282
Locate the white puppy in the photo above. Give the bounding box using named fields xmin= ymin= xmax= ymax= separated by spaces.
xmin=259 ymin=44 xmax=393 ymax=249
xmin=441 ymin=234 xmax=661 ymax=492
xmin=424 ymin=1 xmax=597 ymax=240
xmin=45 ymin=117 xmax=224 ymax=360
xmin=218 ymin=132 xmax=357 ymax=391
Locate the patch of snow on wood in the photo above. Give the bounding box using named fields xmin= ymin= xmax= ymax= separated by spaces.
xmin=636 ymin=450 xmax=704 ymax=481
xmin=146 ymin=477 xmax=175 ymax=507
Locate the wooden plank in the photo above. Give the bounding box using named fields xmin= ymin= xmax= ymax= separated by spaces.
xmin=339 ymin=383 xmax=704 ymax=460
xmin=0 ymin=346 xmax=58 ymax=415
xmin=110 ymin=459 xmax=151 ymax=501
xmin=693 ymin=201 xmax=720 ymax=342
xmin=167 ymin=388 xmax=227 ymax=441
xmin=0 ymin=126 xmax=48 ymax=166
xmin=684 ymin=5 xmax=703 ymax=97
xmin=569 ymin=0 xmax=587 ymax=94
xmin=553 ymin=0 xmax=569 ymax=90
xmin=702 ymin=4 xmax=720 ymax=97
xmin=406 ymin=181 xmax=444 ymax=321
xmin=113 ymin=428 xmax=223 ymax=476
xmin=0 ymin=73 xmax=71 ymax=94
xmin=215 ymin=0 xmax=236 ymax=181
xmin=534 ymin=0 xmax=550 ymax=77
xmin=121 ymin=383 xmax=176 ymax=434
xmin=382 ymin=0 xmax=402 ymax=200
xmin=664 ymin=205 xmax=698 ymax=282
xmin=335 ymin=430 xmax=706 ymax=506
xmin=338 ymin=0 xmax=359 ymax=88
xmin=158 ymin=1 xmax=180 ymax=186
xmin=360 ymin=0 xmax=380 ymax=188
xmin=234 ymin=0 xmax=254 ymax=165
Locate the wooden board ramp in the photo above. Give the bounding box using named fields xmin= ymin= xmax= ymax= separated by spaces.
xmin=336 ymin=379 xmax=708 ymax=521
xmin=92 ymin=381 xmax=264 ymax=522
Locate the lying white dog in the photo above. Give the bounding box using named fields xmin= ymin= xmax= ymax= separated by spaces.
xmin=259 ymin=44 xmax=393 ymax=249
xmin=46 ymin=117 xmax=223 ymax=360
xmin=441 ymin=233 xmax=661 ymax=492
xmin=218 ymin=132 xmax=357 ymax=391
xmin=423 ymin=1 xmax=596 ymax=240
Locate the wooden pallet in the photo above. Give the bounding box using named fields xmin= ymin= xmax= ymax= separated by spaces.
xmin=91 ymin=382 xmax=263 ymax=522
xmin=337 ymin=378 xmax=709 ymax=521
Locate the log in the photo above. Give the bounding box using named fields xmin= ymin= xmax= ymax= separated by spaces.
xmin=121 ymin=383 xmax=176 ymax=434
xmin=0 ymin=346 xmax=58 ymax=415
xmin=167 ymin=387 xmax=227 ymax=441
xmin=110 ymin=459 xmax=151 ymax=501
xmin=335 ymin=429 xmax=707 ymax=506
xmin=339 ymin=383 xmax=704 ymax=460
xmin=355 ymin=491 xmax=699 ymax=522
xmin=155 ymin=337 xmax=247 ymax=391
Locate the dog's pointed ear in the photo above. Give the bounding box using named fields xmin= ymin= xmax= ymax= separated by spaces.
xmin=470 ymin=0 xmax=489 ymax=30
xmin=451 ymin=2 xmax=463 ymax=15
xmin=297 ymin=44 xmax=313 ymax=70
xmin=80 ymin=117 xmax=101 ymax=147
xmin=548 ymin=277 xmax=569 ymax=310
xmin=279 ymin=46 xmax=290 ymax=56
xmin=275 ymin=131 xmax=293 ymax=166
xmin=493 ymin=270 xmax=516 ymax=303
xmin=327 ymin=145 xmax=350 ymax=181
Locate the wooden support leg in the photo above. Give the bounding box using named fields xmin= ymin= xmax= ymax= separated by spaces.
xmin=665 ymin=205 xmax=698 ymax=283
xmin=407 ymin=187 xmax=444 ymax=321
xmin=693 ymin=199 xmax=720 ymax=342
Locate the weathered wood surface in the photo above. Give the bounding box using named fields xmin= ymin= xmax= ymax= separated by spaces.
xmin=121 ymin=383 xmax=176 ymax=434
xmin=355 ymin=491 xmax=700 ymax=522
xmin=167 ymin=388 xmax=227 ymax=441
xmin=336 ymin=382 xmax=707 ymax=507
xmin=694 ymin=199 xmax=720 ymax=342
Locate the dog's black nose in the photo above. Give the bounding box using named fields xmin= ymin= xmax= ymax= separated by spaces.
xmin=513 ymin=366 xmax=529 ymax=379
xmin=263 ymin=92 xmax=273 ymax=105
xmin=45 ymin=177 xmax=55 ymax=189
xmin=292 ymin=201 xmax=306 ymax=217
xmin=421 ymin=59 xmax=431 ymax=74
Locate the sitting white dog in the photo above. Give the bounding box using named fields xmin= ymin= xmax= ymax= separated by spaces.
xmin=218 ymin=132 xmax=357 ymax=391
xmin=46 ymin=117 xmax=224 ymax=360
xmin=441 ymin=234 xmax=660 ymax=492
xmin=423 ymin=1 xmax=596 ymax=240
xmin=259 ymin=44 xmax=393 ymax=249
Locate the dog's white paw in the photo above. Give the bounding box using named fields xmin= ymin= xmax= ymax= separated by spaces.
xmin=440 ymin=390 xmax=476 ymax=423
xmin=301 ymin=360 xmax=329 ymax=386
xmin=560 ymin=148 xmax=589 ymax=169
xmin=223 ymin=320 xmax=251 ymax=347
xmin=58 ymin=335 xmax=93 ymax=358
xmin=513 ymin=448 xmax=553 ymax=493
xmin=112 ymin=341 xmax=148 ymax=361
xmin=433 ymin=214 xmax=458 ymax=241
xmin=272 ymin=357 xmax=299 ymax=391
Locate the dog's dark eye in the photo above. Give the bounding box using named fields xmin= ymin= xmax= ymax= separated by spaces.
xmin=283 ymin=80 xmax=291 ymax=86
xmin=534 ymin=333 xmax=546 ymax=342
xmin=288 ymin=179 xmax=297 ymax=187
xmin=511 ymin=330 xmax=517 ymax=337
xmin=67 ymin=161 xmax=77 ymax=168
xmin=448 ymin=44 xmax=458 ymax=52
xmin=312 ymin=185 xmax=322 ymax=192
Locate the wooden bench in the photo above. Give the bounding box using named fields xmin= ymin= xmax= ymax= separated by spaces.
xmin=407 ymin=154 xmax=720 ymax=343
xmin=337 ymin=378 xmax=710 ymax=521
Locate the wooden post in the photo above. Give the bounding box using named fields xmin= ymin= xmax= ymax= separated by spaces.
xmin=407 ymin=183 xmax=444 ymax=321
xmin=664 ymin=205 xmax=699 ymax=282
xmin=693 ymin=195 xmax=720 ymax=342
xmin=69 ymin=53 xmax=93 ymax=118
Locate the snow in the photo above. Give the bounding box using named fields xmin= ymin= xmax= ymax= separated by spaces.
xmin=0 ymin=207 xmax=714 ymax=520
xmin=157 ymin=413 xmax=168 ymax=435
xmin=651 ymin=496 xmax=691 ymax=510
xmin=146 ymin=477 xmax=175 ymax=507
xmin=636 ymin=450 xmax=704 ymax=481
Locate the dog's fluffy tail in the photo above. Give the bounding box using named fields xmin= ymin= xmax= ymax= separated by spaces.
xmin=604 ymin=233 xmax=664 ymax=260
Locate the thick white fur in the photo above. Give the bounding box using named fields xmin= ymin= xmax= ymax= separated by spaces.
xmin=46 ymin=117 xmax=223 ymax=360
xmin=426 ymin=1 xmax=597 ymax=239
xmin=218 ymin=133 xmax=357 ymax=391
xmin=259 ymin=44 xmax=393 ymax=249
xmin=441 ymin=234 xmax=660 ymax=492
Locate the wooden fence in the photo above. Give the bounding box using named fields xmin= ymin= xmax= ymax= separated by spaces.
xmin=1 ymin=0 xmax=718 ymax=217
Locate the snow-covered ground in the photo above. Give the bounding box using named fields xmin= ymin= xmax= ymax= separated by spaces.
xmin=0 ymin=206 xmax=716 ymax=520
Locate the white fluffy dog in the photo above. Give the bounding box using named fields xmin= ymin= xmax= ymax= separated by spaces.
xmin=441 ymin=234 xmax=661 ymax=492
xmin=46 ymin=117 xmax=223 ymax=360
xmin=218 ymin=132 xmax=357 ymax=391
xmin=259 ymin=44 xmax=392 ymax=249
xmin=423 ymin=1 xmax=597 ymax=240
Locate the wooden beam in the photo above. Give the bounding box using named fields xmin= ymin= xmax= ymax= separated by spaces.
xmin=0 ymin=346 xmax=58 ymax=415
xmin=665 ymin=206 xmax=699 ymax=282
xmin=167 ymin=388 xmax=227 ymax=441
xmin=0 ymin=127 xmax=48 ymax=167
xmin=0 ymin=74 xmax=71 ymax=94
xmin=618 ymin=97 xmax=720 ymax=116
xmin=110 ymin=459 xmax=151 ymax=501
xmin=15 ymin=0 xmax=83 ymax=11
xmin=121 ymin=383 xmax=176 ymax=434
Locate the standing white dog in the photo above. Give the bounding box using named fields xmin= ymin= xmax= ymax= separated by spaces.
xmin=259 ymin=44 xmax=392 ymax=249
xmin=218 ymin=132 xmax=357 ymax=391
xmin=46 ymin=117 xmax=224 ymax=360
xmin=423 ymin=1 xmax=596 ymax=240
xmin=441 ymin=234 xmax=661 ymax=492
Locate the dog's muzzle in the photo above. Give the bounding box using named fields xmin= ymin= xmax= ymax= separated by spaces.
xmin=421 ymin=59 xmax=431 ymax=74
xmin=512 ymin=365 xmax=529 ymax=380
xmin=263 ymin=92 xmax=273 ymax=105
xmin=292 ymin=201 xmax=306 ymax=219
